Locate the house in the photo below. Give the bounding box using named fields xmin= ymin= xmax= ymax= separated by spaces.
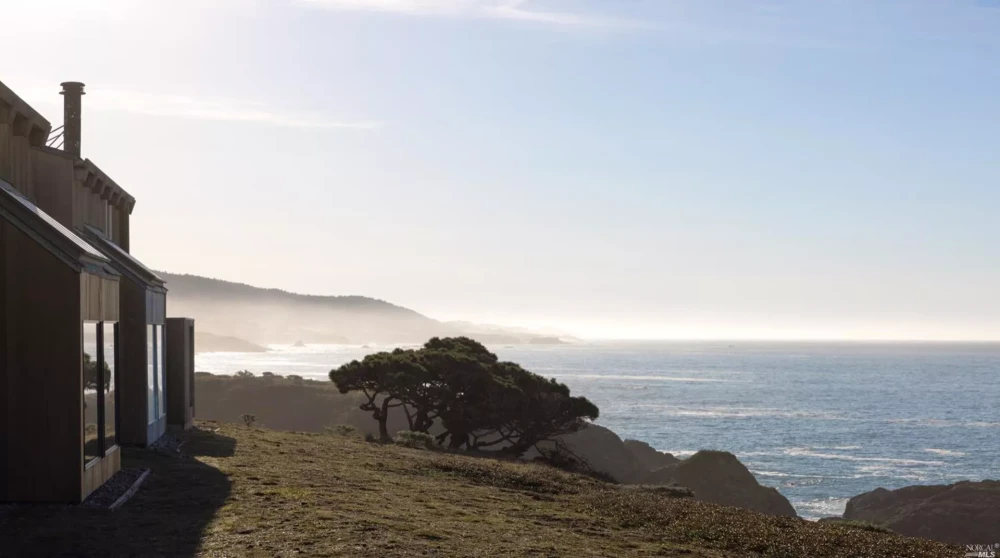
xmin=0 ymin=80 xmax=193 ymax=503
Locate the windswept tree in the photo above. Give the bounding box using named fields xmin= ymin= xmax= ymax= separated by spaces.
xmin=330 ymin=337 xmax=599 ymax=456
xmin=491 ymin=362 xmax=599 ymax=456
xmin=330 ymin=349 xmax=425 ymax=441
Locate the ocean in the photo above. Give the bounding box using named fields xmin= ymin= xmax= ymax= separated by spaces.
xmin=196 ymin=341 xmax=1000 ymax=519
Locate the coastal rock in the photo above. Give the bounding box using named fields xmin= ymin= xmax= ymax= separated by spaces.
xmin=842 ymin=480 xmax=1000 ymax=545
xmin=639 ymin=450 xmax=798 ymax=517
xmin=623 ymin=439 xmax=680 ymax=471
xmin=538 ymin=424 xmax=646 ymax=483
xmin=550 ymin=428 xmax=796 ymax=517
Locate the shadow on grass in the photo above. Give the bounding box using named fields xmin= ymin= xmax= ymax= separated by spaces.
xmin=0 ymin=428 xmax=236 ymax=557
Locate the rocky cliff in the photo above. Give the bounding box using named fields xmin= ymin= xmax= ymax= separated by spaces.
xmin=639 ymin=450 xmax=798 ymax=517
xmin=545 ymin=424 xmax=796 ymax=517
xmin=843 ymin=480 xmax=1000 ymax=545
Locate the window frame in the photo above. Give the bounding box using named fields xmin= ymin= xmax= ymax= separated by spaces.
xmin=83 ymin=321 xmax=101 ymax=469
xmin=83 ymin=319 xmax=120 ymax=470
xmin=103 ymin=321 xmax=119 ymax=457
xmin=158 ymin=325 xmax=167 ymax=419
xmin=147 ymin=324 xmax=156 ymax=424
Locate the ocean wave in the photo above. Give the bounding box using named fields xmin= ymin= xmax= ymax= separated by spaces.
xmin=783 ymin=448 xmax=945 ymax=466
xmin=751 ymin=470 xmax=822 ymax=478
xmin=923 ymin=448 xmax=967 ymax=457
xmin=632 ymin=406 xmax=843 ymax=420
xmin=886 ymin=418 xmax=1000 ymax=428
xmin=656 ymin=450 xmax=699 ymax=458
xmin=795 ymin=497 xmax=851 ymax=520
xmin=548 ymin=374 xmax=737 ymax=383
xmin=853 ymin=465 xmax=927 ymax=480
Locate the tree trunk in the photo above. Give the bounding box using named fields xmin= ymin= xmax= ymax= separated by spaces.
xmin=378 ymin=398 xmax=393 ymax=441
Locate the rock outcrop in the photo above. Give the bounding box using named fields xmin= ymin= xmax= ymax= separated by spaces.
xmin=843 ymin=480 xmax=1000 ymax=545
xmin=638 ymin=450 xmax=798 ymax=517
xmin=623 ymin=439 xmax=680 ymax=471
xmin=533 ymin=424 xmax=647 ymax=483
xmin=546 ymin=426 xmax=796 ymax=517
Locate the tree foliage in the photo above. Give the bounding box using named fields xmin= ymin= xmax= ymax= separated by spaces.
xmin=329 ymin=337 xmax=598 ymax=455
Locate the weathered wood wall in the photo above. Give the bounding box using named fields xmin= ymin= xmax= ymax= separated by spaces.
xmin=118 ymin=279 xmax=150 ymax=446
xmin=0 ymin=221 xmax=83 ymax=502
xmin=166 ymin=318 xmax=195 ymax=430
xmin=31 ymin=149 xmax=75 ymax=227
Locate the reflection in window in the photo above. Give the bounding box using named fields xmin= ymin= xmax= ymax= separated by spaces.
xmin=147 ymin=324 xmax=156 ymax=423
xmin=158 ymin=325 xmax=167 ymax=418
xmin=104 ymin=322 xmax=117 ymax=450
xmin=83 ymin=322 xmax=101 ymax=465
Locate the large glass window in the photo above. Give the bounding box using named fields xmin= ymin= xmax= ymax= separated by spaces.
xmin=103 ymin=322 xmax=117 ymax=450
xmin=147 ymin=324 xmax=156 ymax=424
xmin=158 ymin=325 xmax=167 ymax=418
xmin=84 ymin=320 xmax=119 ymax=467
xmin=83 ymin=322 xmax=101 ymax=465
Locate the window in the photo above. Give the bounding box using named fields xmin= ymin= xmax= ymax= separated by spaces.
xmin=158 ymin=325 xmax=167 ymax=418
xmin=147 ymin=324 xmax=156 ymax=423
xmin=84 ymin=320 xmax=118 ymax=467
xmin=83 ymin=322 xmax=100 ymax=465
xmin=103 ymin=322 xmax=117 ymax=450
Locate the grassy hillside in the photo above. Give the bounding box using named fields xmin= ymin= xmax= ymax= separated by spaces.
xmin=0 ymin=422 xmax=960 ymax=557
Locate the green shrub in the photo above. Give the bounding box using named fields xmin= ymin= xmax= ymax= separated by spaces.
xmin=325 ymin=424 xmax=361 ymax=438
xmin=395 ymin=430 xmax=436 ymax=449
xmin=817 ymin=518 xmax=893 ymax=534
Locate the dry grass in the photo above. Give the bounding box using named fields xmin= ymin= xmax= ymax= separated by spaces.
xmin=0 ymin=421 xmax=963 ymax=557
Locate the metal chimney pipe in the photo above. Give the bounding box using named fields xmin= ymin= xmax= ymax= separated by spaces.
xmin=60 ymin=82 xmax=85 ymax=157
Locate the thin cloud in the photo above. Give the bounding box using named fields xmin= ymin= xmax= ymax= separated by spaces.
xmin=298 ymin=0 xmax=640 ymax=28
xmin=87 ymin=89 xmax=382 ymax=129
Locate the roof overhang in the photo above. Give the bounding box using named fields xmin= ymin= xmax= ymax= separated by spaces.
xmin=81 ymin=225 xmax=165 ymax=292
xmin=0 ymin=80 xmax=52 ymax=148
xmin=0 ymin=179 xmax=117 ymax=279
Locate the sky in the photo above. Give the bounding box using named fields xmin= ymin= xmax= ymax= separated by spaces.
xmin=2 ymin=0 xmax=999 ymax=340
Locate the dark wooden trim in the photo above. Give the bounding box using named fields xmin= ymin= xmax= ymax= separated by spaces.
xmin=0 ymin=218 xmax=7 ymax=500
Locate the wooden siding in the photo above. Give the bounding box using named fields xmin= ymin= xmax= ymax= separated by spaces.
xmin=0 ymin=107 xmax=39 ymax=200
xmin=117 ymin=279 xmax=151 ymax=446
xmin=81 ymin=446 xmax=120 ymax=501
xmin=0 ymin=93 xmax=49 ymax=202
xmin=80 ymin=273 xmax=119 ymax=323
xmin=147 ymin=291 xmax=166 ymax=325
xmin=1 ymin=220 xmax=83 ymax=502
xmin=31 ymin=149 xmax=75 ymax=229
xmin=0 ymin=102 xmax=9 ymax=186
xmin=166 ymin=318 xmax=195 ymax=430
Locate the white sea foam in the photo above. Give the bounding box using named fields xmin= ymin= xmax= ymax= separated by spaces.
xmin=783 ymin=448 xmax=945 ymax=466
xmin=853 ymin=465 xmax=927 ymax=481
xmin=887 ymin=418 xmax=1000 ymax=428
xmin=549 ymin=374 xmax=736 ymax=383
xmin=923 ymin=448 xmax=966 ymax=457
xmin=661 ymin=450 xmax=698 ymax=458
xmin=632 ymin=406 xmax=844 ymax=420
xmin=795 ymin=497 xmax=851 ymax=520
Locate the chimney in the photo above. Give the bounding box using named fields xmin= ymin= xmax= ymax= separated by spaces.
xmin=60 ymin=82 xmax=85 ymax=157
